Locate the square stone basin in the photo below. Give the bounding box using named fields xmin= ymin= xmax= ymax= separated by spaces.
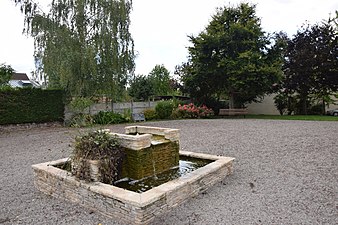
xmin=32 ymin=151 xmax=234 ymax=225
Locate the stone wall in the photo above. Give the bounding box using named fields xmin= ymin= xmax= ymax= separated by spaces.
xmin=122 ymin=141 xmax=179 ymax=180
xmin=112 ymin=126 xmax=180 ymax=180
xmin=32 ymin=151 xmax=234 ymax=225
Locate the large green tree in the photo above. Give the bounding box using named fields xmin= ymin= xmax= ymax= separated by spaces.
xmin=128 ymin=75 xmax=154 ymax=101
xmin=280 ymin=15 xmax=338 ymax=115
xmin=13 ymin=0 xmax=134 ymax=99
xmin=148 ymin=64 xmax=173 ymax=96
xmin=178 ymin=3 xmax=283 ymax=108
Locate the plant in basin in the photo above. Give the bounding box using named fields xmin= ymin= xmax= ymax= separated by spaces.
xmin=71 ymin=129 xmax=125 ymax=184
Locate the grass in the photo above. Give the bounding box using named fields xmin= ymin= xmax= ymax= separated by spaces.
xmin=245 ymin=114 xmax=338 ymax=121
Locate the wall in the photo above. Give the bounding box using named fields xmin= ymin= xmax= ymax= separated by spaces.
xmin=246 ymin=94 xmax=280 ymax=115
xmin=64 ymin=101 xmax=158 ymax=121
xmin=112 ymin=101 xmax=157 ymax=114
xmin=247 ymin=94 xmax=338 ymax=115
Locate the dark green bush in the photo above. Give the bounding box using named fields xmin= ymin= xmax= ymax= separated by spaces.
xmin=143 ymin=108 xmax=157 ymax=120
xmin=0 ymin=88 xmax=64 ymax=125
xmin=155 ymin=100 xmax=175 ymax=119
xmin=93 ymin=111 xmax=126 ymax=125
xmin=308 ymin=104 xmax=324 ymax=115
xmin=201 ymin=97 xmax=228 ymax=116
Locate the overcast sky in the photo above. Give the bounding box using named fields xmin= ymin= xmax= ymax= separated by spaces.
xmin=0 ymin=0 xmax=337 ymax=78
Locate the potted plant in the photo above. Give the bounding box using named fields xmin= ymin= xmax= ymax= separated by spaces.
xmin=71 ymin=129 xmax=125 ymax=184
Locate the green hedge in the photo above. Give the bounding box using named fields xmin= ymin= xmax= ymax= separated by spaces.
xmin=0 ymin=88 xmax=65 ymax=125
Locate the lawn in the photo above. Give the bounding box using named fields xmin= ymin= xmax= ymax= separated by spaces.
xmin=246 ymin=114 xmax=338 ymax=121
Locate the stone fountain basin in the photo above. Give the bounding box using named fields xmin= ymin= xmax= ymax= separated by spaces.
xmin=32 ymin=151 xmax=234 ymax=225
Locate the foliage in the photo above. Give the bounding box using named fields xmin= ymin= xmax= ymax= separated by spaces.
xmin=172 ymin=103 xmax=214 ymax=119
xmin=143 ymin=108 xmax=157 ymax=120
xmin=0 ymin=88 xmax=64 ymax=124
xmin=194 ymin=96 xmax=228 ymax=116
xmin=148 ymin=64 xmax=174 ymax=96
xmin=128 ymin=65 xmax=179 ymax=100
xmin=279 ymin=16 xmax=338 ymax=114
xmin=69 ymin=97 xmax=94 ymax=113
xmin=14 ymin=0 xmax=135 ymax=98
xmin=308 ymin=104 xmax=325 ymax=115
xmin=178 ymin=3 xmax=283 ymax=107
xmin=71 ymin=129 xmax=125 ymax=183
xmin=0 ymin=64 xmax=14 ymax=86
xmin=122 ymin=108 xmax=132 ymax=123
xmin=93 ymin=111 xmax=128 ymax=125
xmin=273 ymin=93 xmax=288 ymax=115
xmin=128 ymin=75 xmax=154 ymax=101
xmin=68 ymin=113 xmax=94 ymax=128
xmin=67 ymin=97 xmax=94 ymax=127
xmin=155 ymin=100 xmax=175 ymax=119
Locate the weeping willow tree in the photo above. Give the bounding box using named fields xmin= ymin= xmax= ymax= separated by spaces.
xmin=13 ymin=0 xmax=135 ymax=99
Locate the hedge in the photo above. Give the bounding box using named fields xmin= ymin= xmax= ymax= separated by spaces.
xmin=0 ymin=88 xmax=65 ymax=125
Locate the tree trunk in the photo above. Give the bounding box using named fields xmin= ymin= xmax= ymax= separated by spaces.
xmin=299 ymin=93 xmax=308 ymax=115
xmin=322 ymin=98 xmax=326 ymax=115
xmin=229 ymin=91 xmax=234 ymax=109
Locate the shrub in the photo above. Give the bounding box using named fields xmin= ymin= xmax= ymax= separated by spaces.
xmin=69 ymin=97 xmax=93 ymax=113
xmin=155 ymin=100 xmax=175 ymax=119
xmin=143 ymin=108 xmax=157 ymax=120
xmin=308 ymin=103 xmax=324 ymax=115
xmin=93 ymin=111 xmax=127 ymax=125
xmin=69 ymin=113 xmax=94 ymax=127
xmin=202 ymin=97 xmax=228 ymax=116
xmin=173 ymin=103 xmax=214 ymax=119
xmin=0 ymin=88 xmax=64 ymax=125
xmin=122 ymin=109 xmax=132 ymax=123
xmin=71 ymin=129 xmax=125 ymax=183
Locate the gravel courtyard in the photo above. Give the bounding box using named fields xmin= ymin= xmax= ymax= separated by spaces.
xmin=0 ymin=119 xmax=337 ymax=225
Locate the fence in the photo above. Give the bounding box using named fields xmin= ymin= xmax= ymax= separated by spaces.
xmin=112 ymin=101 xmax=157 ymax=114
xmin=64 ymin=100 xmax=158 ymax=121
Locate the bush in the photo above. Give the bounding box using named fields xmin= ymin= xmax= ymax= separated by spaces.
xmin=0 ymin=88 xmax=64 ymax=125
xmin=308 ymin=104 xmax=324 ymax=115
xmin=71 ymin=129 xmax=125 ymax=183
xmin=172 ymin=103 xmax=214 ymax=119
xmin=143 ymin=108 xmax=157 ymax=120
xmin=93 ymin=111 xmax=127 ymax=125
xmin=69 ymin=97 xmax=93 ymax=113
xmin=194 ymin=97 xmax=228 ymax=116
xmin=155 ymin=100 xmax=175 ymax=119
xmin=68 ymin=113 xmax=94 ymax=127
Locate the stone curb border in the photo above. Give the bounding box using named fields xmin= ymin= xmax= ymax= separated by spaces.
xmin=32 ymin=151 xmax=234 ymax=225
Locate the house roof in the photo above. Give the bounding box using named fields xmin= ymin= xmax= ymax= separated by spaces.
xmin=8 ymin=72 xmax=40 ymax=88
xmin=12 ymin=73 xmax=30 ymax=81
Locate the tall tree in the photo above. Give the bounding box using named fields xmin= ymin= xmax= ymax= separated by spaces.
xmin=282 ymin=15 xmax=338 ymax=114
xmin=148 ymin=64 xmax=173 ymax=96
xmin=179 ymin=3 xmax=283 ymax=108
xmin=128 ymin=75 xmax=154 ymax=101
xmin=311 ymin=16 xmax=338 ymax=113
xmin=13 ymin=0 xmax=135 ymax=99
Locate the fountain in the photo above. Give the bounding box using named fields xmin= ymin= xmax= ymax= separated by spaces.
xmin=32 ymin=126 xmax=234 ymax=224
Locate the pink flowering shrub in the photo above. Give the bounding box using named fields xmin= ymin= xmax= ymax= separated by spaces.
xmin=173 ymin=103 xmax=214 ymax=119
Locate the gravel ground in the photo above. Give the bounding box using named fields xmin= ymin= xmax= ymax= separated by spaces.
xmin=0 ymin=119 xmax=337 ymax=225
